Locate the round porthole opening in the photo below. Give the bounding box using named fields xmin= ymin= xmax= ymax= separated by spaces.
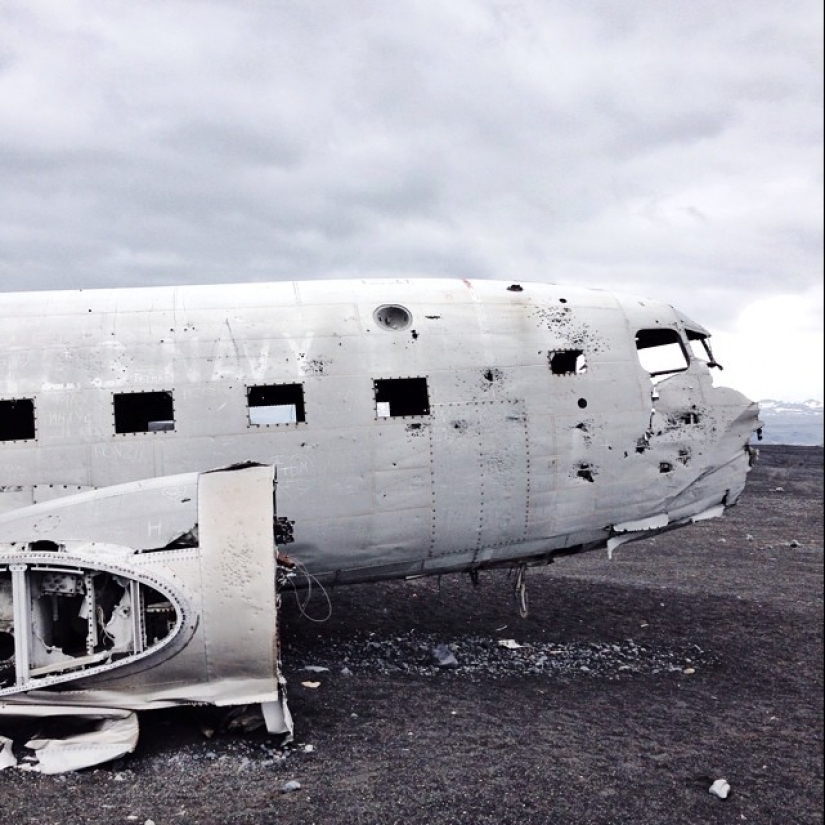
xmin=374 ymin=304 xmax=412 ymax=331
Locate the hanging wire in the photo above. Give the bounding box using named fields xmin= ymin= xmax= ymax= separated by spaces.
xmin=279 ymin=558 xmax=332 ymax=623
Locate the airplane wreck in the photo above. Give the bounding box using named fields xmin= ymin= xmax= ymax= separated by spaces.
xmin=0 ymin=464 xmax=292 ymax=772
xmin=0 ymin=277 xmax=762 ymax=770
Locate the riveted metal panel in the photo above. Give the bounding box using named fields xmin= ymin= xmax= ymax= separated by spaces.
xmin=430 ymin=400 xmax=529 ymax=559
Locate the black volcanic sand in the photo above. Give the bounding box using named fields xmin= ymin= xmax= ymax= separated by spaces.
xmin=1 ymin=445 xmax=822 ymax=825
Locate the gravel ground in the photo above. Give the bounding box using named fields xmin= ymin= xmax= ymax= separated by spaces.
xmin=1 ymin=445 xmax=822 ymax=825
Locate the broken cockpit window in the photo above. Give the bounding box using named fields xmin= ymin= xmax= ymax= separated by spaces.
xmin=113 ymin=391 xmax=175 ymax=434
xmin=635 ymin=329 xmax=689 ymax=379
xmin=247 ymin=383 xmax=306 ymax=426
xmin=0 ymin=398 xmax=36 ymax=442
xmin=548 ymin=349 xmax=587 ymax=375
xmin=374 ymin=377 xmax=430 ymax=418
xmin=685 ymin=329 xmax=722 ymax=369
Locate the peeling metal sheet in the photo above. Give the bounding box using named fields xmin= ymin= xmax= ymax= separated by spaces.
xmin=21 ymin=711 xmax=139 ymax=774
xmin=0 ymin=734 xmax=15 ymax=769
xmin=690 ymin=504 xmax=725 ymax=523
xmin=613 ymin=513 xmax=669 ymax=533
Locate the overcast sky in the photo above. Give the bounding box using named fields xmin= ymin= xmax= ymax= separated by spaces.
xmin=1 ymin=1 xmax=822 ymax=402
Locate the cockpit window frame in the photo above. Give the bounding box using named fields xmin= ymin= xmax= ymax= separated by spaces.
xmin=685 ymin=328 xmax=722 ymax=369
xmin=635 ymin=328 xmax=691 ymax=378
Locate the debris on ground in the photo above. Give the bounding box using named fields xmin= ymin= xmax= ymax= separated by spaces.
xmin=709 ymin=778 xmax=731 ymax=799
xmin=432 ymin=643 xmax=459 ymax=669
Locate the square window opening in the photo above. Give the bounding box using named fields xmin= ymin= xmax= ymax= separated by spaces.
xmin=374 ymin=377 xmax=430 ymax=418
xmin=0 ymin=398 xmax=36 ymax=441
xmin=114 ymin=391 xmax=175 ymax=434
xmin=248 ymin=383 xmax=306 ymax=425
xmin=548 ymin=349 xmax=587 ymax=375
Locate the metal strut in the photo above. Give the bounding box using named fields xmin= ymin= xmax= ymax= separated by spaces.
xmin=514 ymin=564 xmax=529 ymax=619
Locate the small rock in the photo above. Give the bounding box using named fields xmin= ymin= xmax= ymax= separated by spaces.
xmin=789 ymin=539 xmax=800 ymax=548
xmin=340 ymin=666 xmax=353 ymax=676
xmin=432 ymin=644 xmax=459 ymax=669
xmin=774 ymin=486 xmax=784 ymax=492
xmin=300 ymin=681 xmax=321 ymax=689
xmin=498 ymin=639 xmax=524 ymax=650
xmin=746 ymin=534 xmax=754 ymax=541
xmin=709 ymin=778 xmax=730 ymax=799
xmin=683 ymin=668 xmax=696 ymax=675
xmin=281 ymin=779 xmax=302 ymax=794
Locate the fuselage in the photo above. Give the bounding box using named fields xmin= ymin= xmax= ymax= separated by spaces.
xmin=0 ymin=278 xmax=760 ymax=583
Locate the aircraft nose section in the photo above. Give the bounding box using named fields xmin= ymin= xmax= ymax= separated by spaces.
xmin=724 ymin=390 xmax=763 ymax=442
xmin=702 ymin=386 xmax=763 ymax=507
xmin=654 ymin=373 xmax=763 ymax=517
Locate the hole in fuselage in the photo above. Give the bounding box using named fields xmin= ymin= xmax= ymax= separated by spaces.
xmin=0 ymin=631 xmax=14 ymax=661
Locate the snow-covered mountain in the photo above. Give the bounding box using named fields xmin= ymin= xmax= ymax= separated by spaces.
xmin=756 ymin=399 xmax=824 ymax=445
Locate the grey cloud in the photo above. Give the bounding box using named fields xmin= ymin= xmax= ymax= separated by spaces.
xmin=0 ymin=0 xmax=820 ymax=329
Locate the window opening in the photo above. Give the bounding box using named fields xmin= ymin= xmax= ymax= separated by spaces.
xmin=548 ymin=349 xmax=587 ymax=375
xmin=374 ymin=305 xmax=412 ymax=331
xmin=0 ymin=567 xmax=177 ymax=690
xmin=247 ymin=383 xmax=306 ymax=425
xmin=374 ymin=377 xmax=430 ymax=418
xmin=0 ymin=398 xmax=35 ymax=441
xmin=635 ymin=329 xmax=689 ymax=378
xmin=114 ymin=391 xmax=175 ymax=434
xmin=686 ymin=329 xmax=723 ymax=369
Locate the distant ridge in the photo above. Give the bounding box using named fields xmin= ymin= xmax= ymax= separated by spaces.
xmin=756 ymin=399 xmax=823 ymax=446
